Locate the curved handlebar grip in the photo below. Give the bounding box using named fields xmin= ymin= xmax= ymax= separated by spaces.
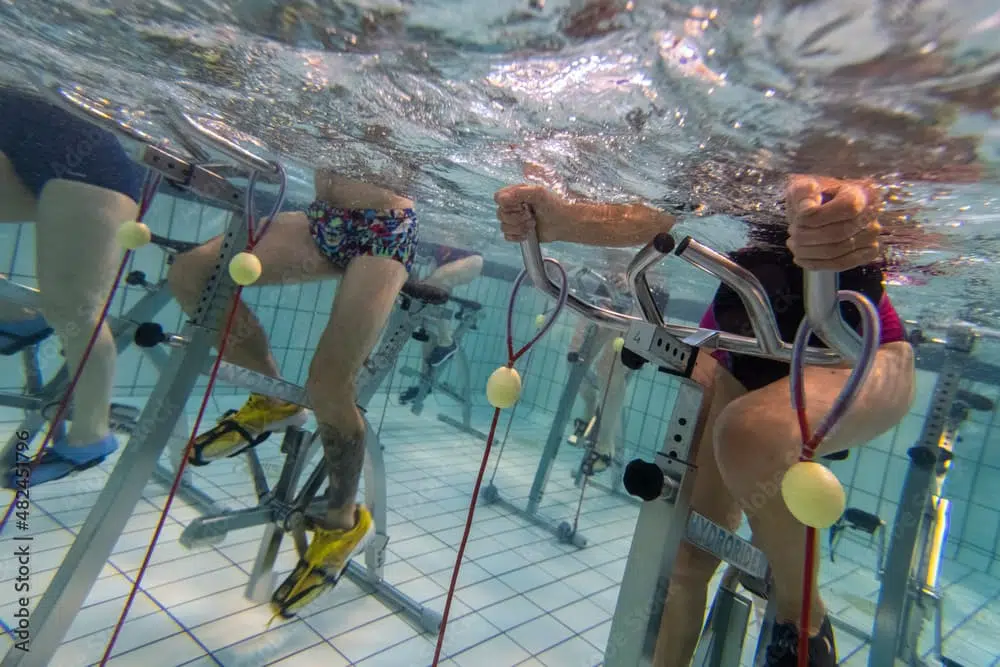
xmin=804 ymin=271 xmax=861 ymax=363
xmin=627 ymin=233 xmax=676 ymax=327
xmin=519 ymin=231 xmax=637 ymax=332
xmin=44 ymin=83 xmax=165 ymax=148
xmin=172 ymin=112 xmax=278 ymax=174
xmin=518 ymin=228 xmax=855 ymax=365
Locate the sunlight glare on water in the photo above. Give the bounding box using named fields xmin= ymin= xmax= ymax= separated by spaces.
xmin=1 ymin=0 xmax=999 ymax=323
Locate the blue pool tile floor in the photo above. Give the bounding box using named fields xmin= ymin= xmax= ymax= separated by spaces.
xmin=1 ymin=392 xmax=1000 ymax=666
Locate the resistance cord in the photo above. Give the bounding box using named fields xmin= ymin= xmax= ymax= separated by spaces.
xmin=99 ymin=164 xmax=287 ymax=664
xmin=431 ymin=259 xmax=569 ymax=666
xmin=569 ymin=341 xmax=621 ymax=536
xmin=486 ymin=343 xmax=540 ymax=487
xmin=0 ymin=171 xmax=162 ymax=534
xmin=788 ymin=292 xmax=879 ymax=667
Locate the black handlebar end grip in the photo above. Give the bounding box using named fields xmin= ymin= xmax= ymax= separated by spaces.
xmin=567 ymin=351 xmax=581 ymax=364
xmin=674 ymin=235 xmax=692 ymax=255
xmin=623 ymin=459 xmax=665 ymax=501
xmin=653 ymin=233 xmax=676 ymax=254
xmin=620 ymin=347 xmax=645 ymax=370
xmin=134 ymin=322 xmax=166 ymax=348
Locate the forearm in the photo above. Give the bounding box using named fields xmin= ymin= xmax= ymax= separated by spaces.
xmin=556 ymin=200 xmax=675 ymax=247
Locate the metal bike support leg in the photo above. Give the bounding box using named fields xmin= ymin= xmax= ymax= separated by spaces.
xmin=869 ymin=324 xmax=974 ymax=667
xmin=2 ymin=213 xmax=245 ymax=667
xmin=607 ymin=378 xmax=770 ymax=667
xmin=434 ymin=349 xmax=488 ymax=440
xmin=695 ymin=567 xmax=778 ymax=667
xmin=141 ymin=343 xmax=220 ymax=516
xmin=479 ymin=324 xmax=602 ymax=548
xmin=400 ymin=307 xmax=486 ymax=441
xmin=692 ymin=585 xmax=753 ymax=667
xmin=569 ymin=380 xmax=635 ymax=505
xmin=606 ymin=378 xmax=707 ymax=666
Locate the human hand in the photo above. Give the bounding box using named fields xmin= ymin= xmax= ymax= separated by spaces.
xmin=785 ymin=175 xmax=881 ymax=271
xmin=494 ymin=184 xmax=570 ymax=243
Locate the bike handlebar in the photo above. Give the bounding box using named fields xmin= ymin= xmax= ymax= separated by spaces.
xmin=42 ymin=82 xmax=279 ymax=177
xmin=520 ymin=231 xmax=863 ymax=365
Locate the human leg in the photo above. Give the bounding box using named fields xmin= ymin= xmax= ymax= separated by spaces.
xmin=424 ymin=253 xmax=483 ymax=292
xmin=168 ymin=211 xmax=339 ymax=374
xmin=167 ymin=211 xmax=340 ymax=463
xmin=592 ymin=335 xmax=629 ymax=461
xmin=713 ymin=341 xmax=915 ymax=660
xmin=424 ymin=254 xmax=482 ymax=363
xmin=3 ymin=180 xmax=138 ymax=486
xmin=269 ymin=180 xmax=417 ymax=617
xmin=34 ymin=180 xmax=133 ymax=445
xmin=312 ymin=255 xmax=408 ymax=528
xmin=653 ymin=356 xmax=747 ymax=667
xmin=271 ymin=254 xmax=408 ymax=617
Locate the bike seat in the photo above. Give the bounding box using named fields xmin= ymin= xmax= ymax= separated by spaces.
xmin=150 ymin=234 xmax=201 ymax=255
xmin=401 ymin=280 xmax=449 ymax=305
xmin=0 ymin=315 xmax=54 ymax=356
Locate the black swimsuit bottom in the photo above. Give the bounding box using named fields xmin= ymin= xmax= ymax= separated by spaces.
xmin=710 ymin=247 xmax=885 ymax=392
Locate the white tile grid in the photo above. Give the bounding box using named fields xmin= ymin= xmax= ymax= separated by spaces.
xmin=1 ymin=395 xmax=1000 ymax=667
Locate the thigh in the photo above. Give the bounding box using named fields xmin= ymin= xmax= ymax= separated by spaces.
xmin=35 ymin=180 xmax=137 ymax=306
xmin=311 ymin=255 xmax=408 ymax=378
xmin=720 ymin=340 xmax=915 ymax=457
xmin=0 ymin=151 xmax=37 ymax=223
xmin=690 ymin=358 xmax=746 ymax=529
xmin=176 ymin=211 xmax=342 ymax=287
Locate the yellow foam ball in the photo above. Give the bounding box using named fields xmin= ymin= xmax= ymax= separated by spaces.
xmin=486 ymin=366 xmax=522 ymax=409
xmin=116 ymin=221 xmax=151 ymax=250
xmin=613 ymin=336 xmax=625 ymax=352
xmin=534 ymin=313 xmax=546 ymax=330
xmin=781 ymin=461 xmax=846 ymax=529
xmin=229 ymin=252 xmax=263 ymax=286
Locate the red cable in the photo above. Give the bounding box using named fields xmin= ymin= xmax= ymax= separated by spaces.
xmin=432 ymin=276 xmax=551 ymax=665
xmin=431 ymin=407 xmax=502 ymax=665
xmin=100 ymin=224 xmax=260 ymax=662
xmin=795 ymin=406 xmax=818 ymax=667
xmin=98 ymin=284 xmax=246 ymax=664
xmin=4 ymin=179 xmax=160 ymax=531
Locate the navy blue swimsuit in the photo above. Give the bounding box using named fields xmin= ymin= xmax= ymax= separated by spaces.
xmin=0 ymin=87 xmax=144 ymax=201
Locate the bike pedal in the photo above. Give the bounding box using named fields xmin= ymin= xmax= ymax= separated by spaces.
xmin=108 ymin=403 xmax=141 ymax=434
xmin=842 ymin=508 xmax=884 ymax=535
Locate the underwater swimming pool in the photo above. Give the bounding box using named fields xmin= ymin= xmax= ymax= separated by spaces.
xmin=1 ymin=1 xmax=1000 ymax=666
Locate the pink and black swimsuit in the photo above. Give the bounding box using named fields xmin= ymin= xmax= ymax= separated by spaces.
xmin=698 ymin=246 xmax=906 ymax=392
